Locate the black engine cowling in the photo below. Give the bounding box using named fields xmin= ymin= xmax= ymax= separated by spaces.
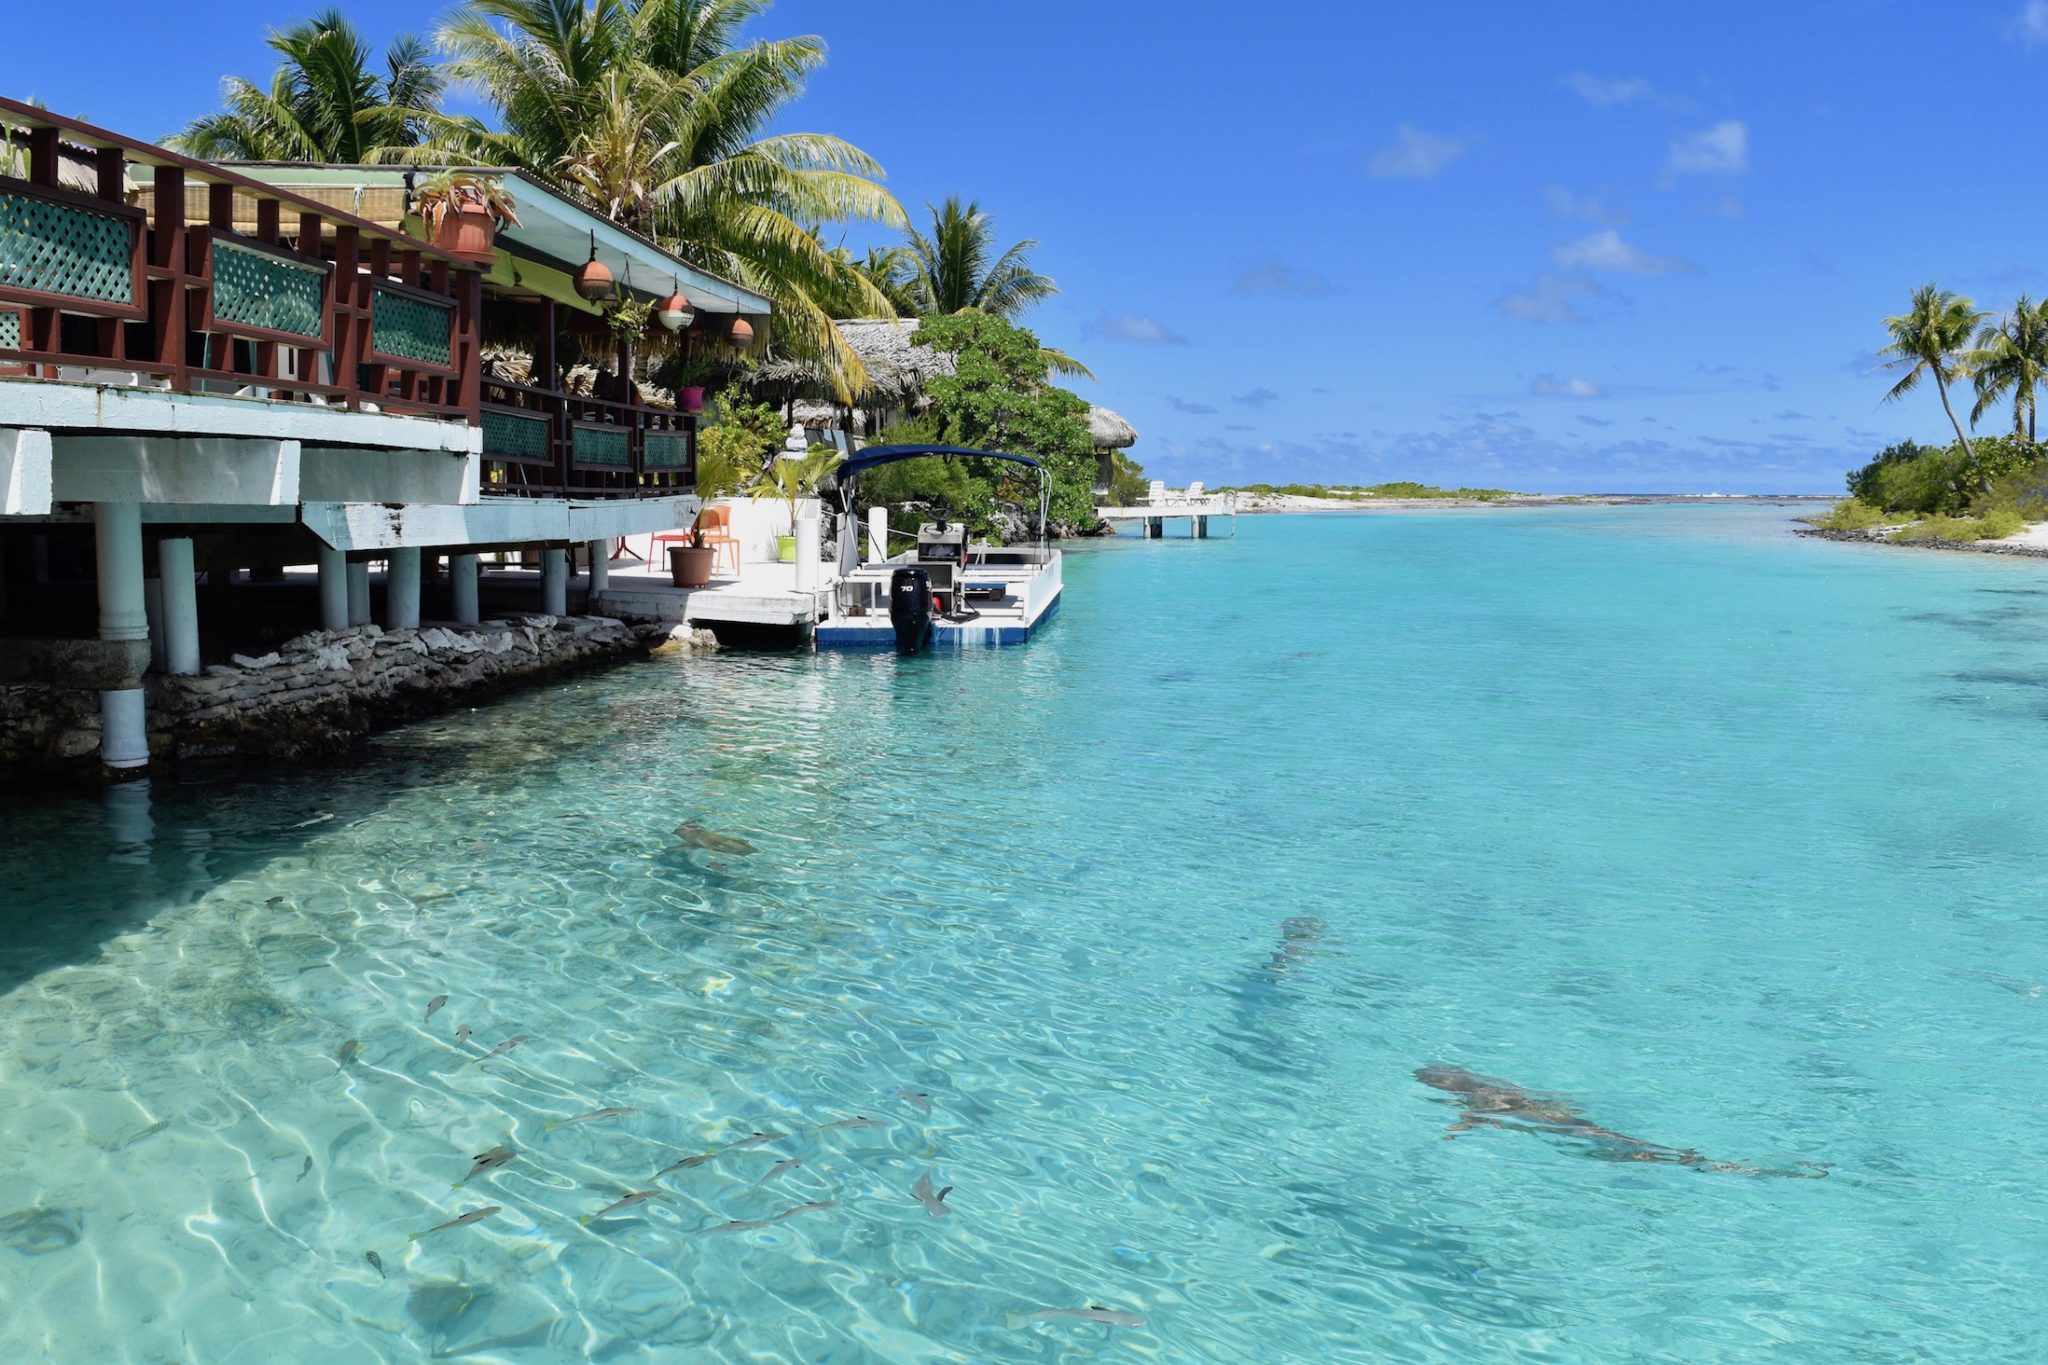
xmin=889 ymin=566 xmax=933 ymax=655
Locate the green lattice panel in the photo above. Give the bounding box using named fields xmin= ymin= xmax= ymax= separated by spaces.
xmin=371 ymin=287 xmax=454 ymax=366
xmin=212 ymin=240 xmax=325 ymax=340
xmin=644 ymin=431 xmax=689 ymax=470
xmin=482 ymin=408 xmax=550 ymax=462
xmin=0 ymin=189 xmax=134 ymax=305
xmin=573 ymin=425 xmax=630 ymax=467
xmin=0 ymin=310 xmax=18 ymax=350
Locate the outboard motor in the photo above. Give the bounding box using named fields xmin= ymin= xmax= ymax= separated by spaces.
xmin=889 ymin=566 xmax=933 ymax=655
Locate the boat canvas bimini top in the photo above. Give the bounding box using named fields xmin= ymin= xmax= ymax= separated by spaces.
xmin=815 ymin=445 xmax=1064 ymax=655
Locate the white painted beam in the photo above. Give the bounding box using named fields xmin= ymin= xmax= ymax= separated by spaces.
xmin=51 ymin=436 xmax=301 ymax=506
xmin=300 ymin=446 xmax=480 ymax=506
xmin=0 ymin=429 xmax=53 ymax=516
xmin=0 ymin=378 xmax=478 ymax=452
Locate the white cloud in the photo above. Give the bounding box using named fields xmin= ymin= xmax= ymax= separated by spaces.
xmin=1529 ymin=374 xmax=1607 ymax=399
xmin=2016 ymin=1 xmax=2048 ymax=44
xmin=1564 ymin=72 xmax=1654 ymax=107
xmin=1552 ymin=229 xmax=1698 ymax=276
xmin=1166 ymin=395 xmax=1216 ymax=415
xmin=1090 ymin=313 xmax=1186 ymax=345
xmin=1544 ymin=185 xmax=1628 ymax=224
xmin=1495 ymin=273 xmax=1603 ymax=325
xmin=1234 ymin=260 xmax=1337 ymax=296
xmin=1368 ymin=123 xmax=1466 ymax=179
xmin=1666 ymin=120 xmax=1748 ymax=176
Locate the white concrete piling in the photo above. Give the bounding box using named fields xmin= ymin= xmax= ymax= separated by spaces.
xmin=346 ymin=560 xmax=370 ymax=626
xmin=158 ymin=537 xmax=200 ymax=676
xmin=450 ymin=553 xmax=479 ymax=624
xmin=93 ymin=501 xmax=149 ymax=770
xmin=317 ymin=544 xmax=349 ymax=631
xmin=386 ymin=546 xmax=421 ymax=630
xmin=587 ymin=539 xmax=608 ymax=598
xmin=541 ymin=547 xmax=568 ymax=616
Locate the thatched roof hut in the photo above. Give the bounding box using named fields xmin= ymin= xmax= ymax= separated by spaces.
xmin=750 ymin=318 xmax=956 ymax=406
xmin=1088 ymin=405 xmax=1137 ymax=450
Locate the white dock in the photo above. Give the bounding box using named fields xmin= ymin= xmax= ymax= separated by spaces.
xmin=1094 ymin=493 xmax=1238 ymax=538
xmin=594 ymin=555 xmax=826 ymax=629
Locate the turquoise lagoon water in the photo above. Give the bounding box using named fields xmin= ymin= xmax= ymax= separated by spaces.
xmin=4 ymin=504 xmax=2048 ymax=1361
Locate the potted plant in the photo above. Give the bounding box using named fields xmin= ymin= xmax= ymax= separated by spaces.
xmin=414 ymin=172 xmax=520 ymax=261
xmin=769 ymin=443 xmax=843 ymax=562
xmin=668 ymin=354 xmax=718 ymax=414
xmin=668 ymin=523 xmax=716 ymax=587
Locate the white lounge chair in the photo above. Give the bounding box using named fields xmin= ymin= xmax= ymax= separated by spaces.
xmin=1145 ymin=480 xmax=1166 ymax=505
xmin=1186 ymin=481 xmax=1204 ymax=502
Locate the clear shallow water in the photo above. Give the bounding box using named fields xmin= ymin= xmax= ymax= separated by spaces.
xmin=3 ymin=504 xmax=2048 ymax=1361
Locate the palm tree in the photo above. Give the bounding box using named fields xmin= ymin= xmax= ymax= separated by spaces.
xmin=425 ymin=0 xmax=905 ymax=398
xmin=902 ymin=196 xmax=1058 ymax=319
xmin=1969 ymin=294 xmax=2048 ymax=443
xmin=1880 ymin=284 xmax=1988 ymax=459
xmin=172 ymin=11 xmax=441 ymax=162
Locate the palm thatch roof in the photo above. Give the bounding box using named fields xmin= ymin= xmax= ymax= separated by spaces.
xmin=1088 ymin=405 xmax=1137 ymax=450
xmin=751 ymin=318 xmax=955 ymax=403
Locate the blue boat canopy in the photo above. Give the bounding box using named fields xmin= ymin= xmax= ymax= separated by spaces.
xmin=822 ymin=444 xmax=1043 ymax=488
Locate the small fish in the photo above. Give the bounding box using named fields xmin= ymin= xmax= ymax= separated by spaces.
xmin=655 ymin=1152 xmax=718 ymax=1177
xmin=818 ymin=1116 xmax=889 ymax=1132
xmin=424 ymin=995 xmax=448 ymax=1023
xmin=114 ymin=1118 xmax=170 ymax=1151
xmin=408 ymin=1206 xmax=500 ymax=1242
xmin=674 ymin=820 xmax=757 ymax=856
xmin=911 ymin=1170 xmax=953 ymax=1218
xmin=291 ymin=812 xmax=334 ymax=829
xmin=456 ymin=1146 xmax=514 ymax=1187
xmin=297 ymin=1155 xmax=314 ymax=1183
xmin=472 ymin=1035 xmax=526 ymax=1063
xmin=547 ymin=1107 xmax=637 ymax=1130
xmin=1010 ymin=1306 xmax=1146 ymax=1329
xmin=897 ymin=1091 xmax=932 ymax=1115
xmin=336 ymin=1039 xmax=361 ymax=1067
xmin=454 ymin=1025 xmax=472 ymax=1045
xmin=264 ymin=896 xmax=285 ymax=907
xmin=581 ymin=1190 xmax=661 ymax=1225
xmin=704 ymin=1200 xmax=838 ymax=1235
xmin=757 ymin=1158 xmax=801 ymax=1185
xmin=727 ymin=1131 xmax=786 ymax=1149
xmin=364 ymin=1250 xmax=384 ymax=1279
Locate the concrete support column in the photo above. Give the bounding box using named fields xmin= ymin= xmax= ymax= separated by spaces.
xmin=1195 ymin=516 xmax=1208 ymax=540
xmin=386 ymin=546 xmax=421 ymax=630
xmin=868 ymin=505 xmax=888 ymax=562
xmin=586 ymin=539 xmax=608 ymax=598
xmin=450 ymin=553 xmax=480 ymax=625
xmin=94 ymin=502 xmax=149 ymax=771
xmin=540 ymin=547 xmax=568 ymax=617
xmin=317 ymin=544 xmax=349 ymax=632
xmin=158 ymin=537 xmax=200 ymax=676
xmin=794 ymin=514 xmax=819 ymax=594
xmin=346 ymin=560 xmax=370 ymax=626
xmin=144 ymin=576 xmax=166 ymax=673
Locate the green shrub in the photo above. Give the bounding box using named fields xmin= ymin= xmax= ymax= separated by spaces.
xmin=1814 ymin=498 xmax=1907 ymax=531
xmin=1892 ymin=509 xmax=2025 ymax=542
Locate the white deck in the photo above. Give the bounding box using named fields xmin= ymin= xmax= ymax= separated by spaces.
xmin=1095 ymin=494 xmax=1238 ymax=537
xmin=594 ymin=554 xmax=827 ymax=627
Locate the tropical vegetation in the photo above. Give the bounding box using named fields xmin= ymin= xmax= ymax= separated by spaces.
xmin=171 ymin=10 xmax=441 ymax=162
xmin=177 ymin=3 xmax=1150 ymax=535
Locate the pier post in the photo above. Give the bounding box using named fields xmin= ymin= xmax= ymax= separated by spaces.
xmin=540 ymin=547 xmax=568 ymax=616
xmin=868 ymin=505 xmax=888 ymax=561
xmin=450 ymin=553 xmax=480 ymax=624
xmin=1195 ymin=516 xmax=1208 ymax=539
xmin=586 ymin=539 xmax=608 ymax=600
xmin=346 ymin=560 xmax=371 ymax=626
xmin=794 ymin=514 xmax=819 ymax=594
xmin=144 ymin=574 xmax=166 ymax=673
xmin=93 ymin=501 xmax=149 ymax=771
xmin=1146 ymin=517 xmax=1162 ymax=539
xmin=317 ymin=544 xmax=349 ymax=632
xmin=386 ymin=546 xmax=421 ymax=630
xmin=158 ymin=537 xmax=200 ymax=676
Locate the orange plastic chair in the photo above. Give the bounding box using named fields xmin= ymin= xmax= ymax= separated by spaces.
xmin=696 ymin=505 xmax=742 ymax=576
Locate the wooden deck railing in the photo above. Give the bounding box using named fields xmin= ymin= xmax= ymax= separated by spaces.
xmin=0 ymin=96 xmax=478 ymax=419
xmin=480 ymin=379 xmax=695 ymax=497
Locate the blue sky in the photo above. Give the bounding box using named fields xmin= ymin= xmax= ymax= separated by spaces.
xmin=8 ymin=1 xmax=2048 ymax=492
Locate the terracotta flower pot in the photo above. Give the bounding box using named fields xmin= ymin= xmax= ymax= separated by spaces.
xmin=432 ymin=205 xmax=499 ymax=262
xmin=669 ymin=544 xmax=715 ymax=588
xmin=680 ymin=386 xmax=705 ymax=414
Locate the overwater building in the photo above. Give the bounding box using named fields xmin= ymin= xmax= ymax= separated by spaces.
xmin=0 ymin=97 xmax=768 ymax=776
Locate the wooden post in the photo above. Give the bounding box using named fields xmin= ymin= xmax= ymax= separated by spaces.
xmin=150 ymin=164 xmax=186 ymax=384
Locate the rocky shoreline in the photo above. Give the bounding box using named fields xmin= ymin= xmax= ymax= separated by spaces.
xmin=0 ymin=614 xmax=711 ymax=783
xmin=1794 ymin=525 xmax=2048 ymax=561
